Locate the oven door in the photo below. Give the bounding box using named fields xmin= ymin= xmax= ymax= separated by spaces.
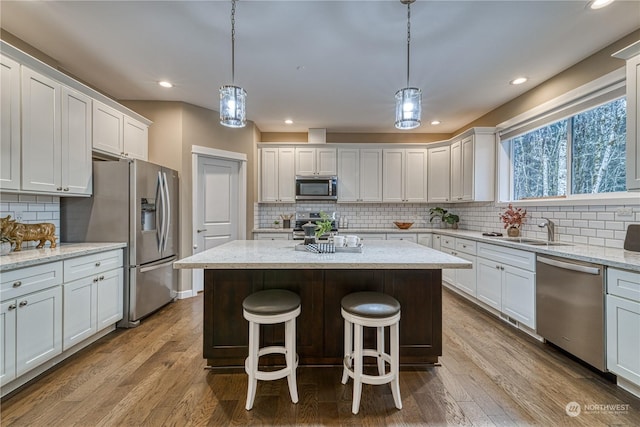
xmin=295 ymin=176 xmax=337 ymax=201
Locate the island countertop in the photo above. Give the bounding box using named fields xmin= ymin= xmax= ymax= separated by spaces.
xmin=174 ymin=239 xmax=472 ymax=270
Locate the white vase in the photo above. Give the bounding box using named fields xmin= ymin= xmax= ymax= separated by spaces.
xmin=0 ymin=241 xmax=12 ymax=256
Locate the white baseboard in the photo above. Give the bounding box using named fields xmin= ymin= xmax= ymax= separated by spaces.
xmin=175 ymin=289 xmax=196 ymax=299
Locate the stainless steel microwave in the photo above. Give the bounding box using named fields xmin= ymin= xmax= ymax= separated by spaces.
xmin=295 ymin=175 xmax=338 ymax=201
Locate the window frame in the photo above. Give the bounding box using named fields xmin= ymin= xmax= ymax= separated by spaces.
xmin=496 ymin=68 xmax=638 ymax=207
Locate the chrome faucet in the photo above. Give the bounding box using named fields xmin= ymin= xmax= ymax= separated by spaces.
xmin=538 ymin=218 xmax=555 ymax=242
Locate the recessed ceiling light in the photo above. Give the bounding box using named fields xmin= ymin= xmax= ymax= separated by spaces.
xmin=284 ymin=119 xmax=293 ymax=125
xmin=158 ymin=81 xmax=173 ymax=88
xmin=430 ymin=120 xmax=441 ymax=126
xmin=510 ymin=77 xmax=528 ymax=85
xmin=588 ymin=0 xmax=615 ymax=10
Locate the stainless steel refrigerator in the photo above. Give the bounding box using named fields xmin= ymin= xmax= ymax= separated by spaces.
xmin=61 ymin=159 xmax=178 ymax=327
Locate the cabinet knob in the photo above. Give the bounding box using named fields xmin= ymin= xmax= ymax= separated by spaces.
xmin=95 ymin=262 xmax=101 ymax=267
xmin=99 ymin=275 xmax=105 ymax=281
xmin=495 ymin=265 xmax=500 ymax=269
xmin=57 ymin=187 xmax=63 ymax=191
xmin=63 ymin=188 xmax=69 ymax=191
xmin=501 ymin=266 xmax=505 ymax=271
xmin=93 ymin=277 xmax=99 ymax=283
xmin=8 ymin=304 xmax=16 ymax=310
xmin=13 ymin=281 xmax=22 ymax=288
xmin=19 ymin=301 xmax=27 ymax=307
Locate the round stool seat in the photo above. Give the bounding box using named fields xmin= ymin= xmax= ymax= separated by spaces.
xmin=341 ymin=291 xmax=400 ymax=318
xmin=243 ymin=289 xmax=301 ymax=316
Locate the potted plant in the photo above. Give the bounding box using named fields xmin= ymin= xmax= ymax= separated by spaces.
xmin=273 ymin=220 xmax=281 ymax=229
xmin=315 ymin=211 xmax=334 ymax=240
xmin=500 ymin=203 xmax=527 ymax=237
xmin=429 ymin=207 xmax=460 ymax=229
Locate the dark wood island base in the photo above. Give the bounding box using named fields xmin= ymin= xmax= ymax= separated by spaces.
xmin=203 ymin=268 xmax=442 ymax=368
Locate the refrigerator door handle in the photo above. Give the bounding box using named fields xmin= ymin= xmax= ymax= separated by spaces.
xmin=139 ymin=257 xmax=177 ymax=273
xmin=162 ymin=171 xmax=171 ymax=253
xmin=157 ymin=171 xmax=167 ymax=253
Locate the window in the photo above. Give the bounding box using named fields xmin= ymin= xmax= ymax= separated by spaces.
xmin=506 ymin=97 xmax=626 ymax=201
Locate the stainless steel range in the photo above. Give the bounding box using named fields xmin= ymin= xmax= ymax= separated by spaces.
xmin=292 ymin=211 xmax=338 ymax=240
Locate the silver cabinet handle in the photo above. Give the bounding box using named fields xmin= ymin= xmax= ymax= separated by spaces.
xmin=197 ymin=229 xmax=207 ymax=233
xmin=19 ymin=301 xmax=27 ymax=307
xmin=13 ymin=281 xmax=22 ymax=288
xmin=8 ymin=304 xmax=16 ymax=310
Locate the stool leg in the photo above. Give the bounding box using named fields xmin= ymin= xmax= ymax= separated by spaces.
xmin=245 ymin=321 xmax=260 ymax=411
xmin=352 ymin=323 xmax=363 ymax=415
xmin=341 ymin=318 xmax=352 ymax=384
xmin=285 ymin=317 xmax=299 ymax=404
xmin=390 ymin=321 xmax=402 ymax=410
xmin=376 ymin=326 xmax=385 ymax=376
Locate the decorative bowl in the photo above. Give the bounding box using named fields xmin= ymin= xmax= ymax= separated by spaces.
xmin=393 ymin=221 xmax=414 ymax=230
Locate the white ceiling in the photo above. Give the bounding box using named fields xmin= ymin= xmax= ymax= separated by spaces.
xmin=1 ymin=1 xmax=639 ymax=134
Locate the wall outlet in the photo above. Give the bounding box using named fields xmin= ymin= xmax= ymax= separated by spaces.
xmin=14 ymin=210 xmax=23 ymax=221
xmin=616 ymin=207 xmax=633 ymax=217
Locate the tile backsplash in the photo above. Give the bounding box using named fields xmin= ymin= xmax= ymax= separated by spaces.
xmin=0 ymin=194 xmax=60 ymax=249
xmin=255 ymin=201 xmax=639 ymax=249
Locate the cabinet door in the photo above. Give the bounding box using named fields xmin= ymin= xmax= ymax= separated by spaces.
xmin=0 ymin=300 xmax=17 ymax=386
xmin=0 ymin=55 xmax=21 ymax=191
xmin=359 ymin=149 xmax=383 ymax=202
xmin=450 ymin=140 xmax=462 ymax=201
xmin=97 ymin=268 xmax=124 ymax=330
xmin=92 ymin=101 xmax=123 ymax=156
xmin=61 ymin=87 xmax=92 ymax=195
xmin=626 ymin=54 xmax=640 ymax=190
xmin=63 ymin=278 xmax=97 ymax=350
xmin=295 ymin=147 xmax=315 ymax=175
xmin=338 ymin=149 xmax=359 ymax=202
xmin=405 ymin=148 xmax=427 ymax=202
xmin=427 ymin=145 xmax=450 ymax=202
xmin=123 ymin=116 xmax=148 ymax=161
xmin=277 ymin=147 xmax=296 ymax=202
xmin=456 ymin=252 xmax=477 ymax=297
xmin=431 ymin=234 xmax=441 ymax=251
xmin=442 ymin=249 xmax=457 ymax=286
xmin=501 ymin=265 xmax=536 ymax=329
xmin=21 ymin=67 xmax=62 ymax=193
xmin=16 ymin=286 xmax=62 ymax=377
xmin=606 ymin=294 xmax=640 ymax=385
xmin=461 ymin=136 xmax=475 ymax=201
xmin=383 ymin=149 xmax=404 ymax=202
xmin=476 ymin=258 xmax=502 ymax=311
xmin=417 ymin=234 xmax=432 ymax=247
xmin=316 ymin=148 xmax=337 ymax=175
xmin=260 ymin=148 xmax=279 ymax=202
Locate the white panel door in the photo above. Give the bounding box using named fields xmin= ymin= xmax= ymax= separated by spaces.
xmin=97 ymin=268 xmax=124 ymax=329
xmin=427 ymin=145 xmax=450 ymax=203
xmin=295 ymin=147 xmax=315 ymax=175
xmin=277 ymin=147 xmax=296 ymax=202
xmin=0 ymin=300 xmax=17 ymax=386
xmin=501 ymin=265 xmax=536 ymax=329
xmin=607 ymin=294 xmax=640 ymax=386
xmin=92 ymin=101 xmax=123 ymax=156
xmin=0 ymin=55 xmax=21 ymax=191
xmin=456 ymin=252 xmax=477 ymax=297
xmin=260 ymin=148 xmax=279 ymax=202
xmin=123 ymin=116 xmax=148 ymax=161
xmin=476 ymin=258 xmax=502 ymax=311
xmin=450 ymin=140 xmax=462 ymax=201
xmin=405 ymin=148 xmax=427 ymax=202
xmin=16 ymin=286 xmax=62 ymax=377
xmin=359 ymin=149 xmax=383 ymax=202
xmin=63 ymin=278 xmax=97 ymax=350
xmin=316 ymin=148 xmax=337 ymax=175
xmin=383 ymin=149 xmax=404 ymax=202
xmin=338 ymin=148 xmax=359 ymax=202
xmin=461 ymin=136 xmax=475 ymax=201
xmin=21 ymin=67 xmax=61 ymax=193
xmin=61 ymin=87 xmax=92 ymax=195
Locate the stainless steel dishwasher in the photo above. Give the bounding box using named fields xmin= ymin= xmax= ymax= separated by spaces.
xmin=536 ymin=255 xmax=605 ymax=371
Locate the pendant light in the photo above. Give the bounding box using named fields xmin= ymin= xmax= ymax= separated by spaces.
xmin=220 ymin=0 xmax=247 ymax=128
xmin=395 ymin=0 xmax=421 ymax=130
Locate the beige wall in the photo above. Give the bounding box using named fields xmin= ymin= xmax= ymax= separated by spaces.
xmin=121 ymin=101 xmax=258 ymax=293
xmin=261 ymin=131 xmax=452 ymax=144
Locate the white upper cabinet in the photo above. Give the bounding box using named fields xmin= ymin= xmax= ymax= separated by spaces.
xmin=383 ymin=148 xmax=427 ymax=202
xmin=614 ymin=42 xmax=640 ymax=191
xmin=295 ymin=147 xmax=337 ymax=175
xmin=260 ymin=147 xmax=295 ymax=203
xmin=450 ymin=130 xmax=495 ymax=202
xmin=93 ymin=101 xmax=148 ymax=161
xmin=21 ymin=67 xmax=92 ymax=196
xmin=338 ymin=148 xmax=382 ymax=202
xmin=427 ymin=145 xmax=451 ymax=203
xmin=0 ymin=55 xmax=21 ymax=191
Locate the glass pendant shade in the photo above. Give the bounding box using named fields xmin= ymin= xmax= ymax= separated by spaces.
xmin=395 ymin=87 xmax=422 ymax=130
xmin=219 ymin=85 xmax=247 ymax=128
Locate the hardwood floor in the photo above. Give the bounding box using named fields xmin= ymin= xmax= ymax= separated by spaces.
xmin=2 ymin=287 xmax=640 ymax=426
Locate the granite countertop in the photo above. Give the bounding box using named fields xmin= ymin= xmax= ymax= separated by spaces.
xmin=0 ymin=242 xmax=127 ymax=272
xmin=174 ymin=240 xmax=472 ymax=270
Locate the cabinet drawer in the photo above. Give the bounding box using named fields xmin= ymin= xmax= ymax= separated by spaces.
xmin=441 ymin=236 xmax=455 ymax=250
xmin=358 ymin=233 xmax=386 ymax=241
xmin=608 ymin=268 xmax=640 ymax=302
xmin=455 ymin=238 xmax=477 ymax=255
xmin=64 ymin=250 xmax=123 ymax=283
xmin=477 ymin=243 xmax=535 ymax=271
xmin=1 ymin=262 xmax=63 ymax=301
xmin=386 ymin=233 xmax=417 ymax=243
xmin=254 ymin=233 xmax=290 ymax=240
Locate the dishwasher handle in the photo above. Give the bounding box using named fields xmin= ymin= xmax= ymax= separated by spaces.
xmin=537 ymin=256 xmax=601 ymax=275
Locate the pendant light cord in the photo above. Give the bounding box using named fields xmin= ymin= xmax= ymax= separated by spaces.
xmin=231 ymin=0 xmax=236 ymax=85
xmin=406 ymin=1 xmax=411 ymax=88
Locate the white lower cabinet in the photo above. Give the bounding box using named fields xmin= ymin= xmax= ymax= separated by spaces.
xmin=606 ymin=268 xmax=640 ymax=391
xmin=357 ymin=233 xmax=386 ymax=242
xmin=440 ymin=236 xmax=477 ymax=297
xmin=417 ymin=234 xmax=432 ymax=247
xmin=476 ymin=243 xmax=536 ymax=329
xmin=253 ymin=232 xmax=291 ymax=240
xmin=386 ymin=233 xmax=417 ymax=243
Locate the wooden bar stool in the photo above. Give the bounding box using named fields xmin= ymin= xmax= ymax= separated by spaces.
xmin=242 ymin=289 xmax=301 ymax=411
xmin=341 ymin=291 xmax=402 ymax=415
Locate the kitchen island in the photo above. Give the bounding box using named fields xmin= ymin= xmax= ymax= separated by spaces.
xmin=174 ymin=240 xmax=470 ymax=368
